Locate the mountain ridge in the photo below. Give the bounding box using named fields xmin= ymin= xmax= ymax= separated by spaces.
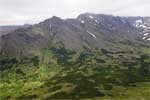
xmin=0 ymin=13 xmax=150 ymax=57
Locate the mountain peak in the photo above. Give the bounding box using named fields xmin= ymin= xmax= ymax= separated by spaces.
xmin=51 ymin=16 xmax=62 ymax=20
xmin=39 ymin=16 xmax=64 ymax=28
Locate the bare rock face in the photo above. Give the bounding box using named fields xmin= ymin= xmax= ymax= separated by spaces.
xmin=0 ymin=13 xmax=150 ymax=57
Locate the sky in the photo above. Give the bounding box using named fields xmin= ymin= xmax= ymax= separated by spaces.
xmin=0 ymin=0 xmax=150 ymax=25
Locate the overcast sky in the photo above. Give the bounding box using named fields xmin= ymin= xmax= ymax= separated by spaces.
xmin=0 ymin=0 xmax=150 ymax=25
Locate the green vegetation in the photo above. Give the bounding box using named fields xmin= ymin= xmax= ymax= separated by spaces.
xmin=0 ymin=47 xmax=150 ymax=100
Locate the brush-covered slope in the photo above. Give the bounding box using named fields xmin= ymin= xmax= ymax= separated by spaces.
xmin=0 ymin=47 xmax=150 ymax=99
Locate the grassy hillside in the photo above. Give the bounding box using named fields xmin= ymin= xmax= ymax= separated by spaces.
xmin=0 ymin=47 xmax=150 ymax=100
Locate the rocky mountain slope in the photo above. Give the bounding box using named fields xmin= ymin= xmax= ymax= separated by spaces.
xmin=0 ymin=13 xmax=150 ymax=57
xmin=0 ymin=25 xmax=22 ymax=36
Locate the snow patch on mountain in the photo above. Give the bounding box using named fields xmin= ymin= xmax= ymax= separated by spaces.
xmin=89 ymin=15 xmax=94 ymax=19
xmin=144 ymin=33 xmax=148 ymax=36
xmin=78 ymin=18 xmax=85 ymax=24
xmin=142 ymin=37 xmax=146 ymax=40
xmin=136 ymin=19 xmax=142 ymax=23
xmin=87 ymin=31 xmax=97 ymax=38
xmin=94 ymin=19 xmax=99 ymax=24
xmin=134 ymin=19 xmax=150 ymax=41
xmin=88 ymin=15 xmax=99 ymax=24
xmin=81 ymin=20 xmax=85 ymax=24
xmin=134 ymin=19 xmax=149 ymax=28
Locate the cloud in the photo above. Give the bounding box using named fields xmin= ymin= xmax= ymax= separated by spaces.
xmin=0 ymin=0 xmax=150 ymax=25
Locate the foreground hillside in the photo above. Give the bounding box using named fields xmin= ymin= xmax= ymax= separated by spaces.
xmin=0 ymin=47 xmax=150 ymax=99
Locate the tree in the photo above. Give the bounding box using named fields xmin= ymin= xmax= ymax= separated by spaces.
xmin=51 ymin=47 xmax=76 ymax=66
xmin=139 ymin=54 xmax=150 ymax=79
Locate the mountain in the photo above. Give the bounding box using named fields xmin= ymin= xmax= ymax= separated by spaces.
xmin=0 ymin=13 xmax=150 ymax=57
xmin=0 ymin=13 xmax=150 ymax=100
xmin=0 ymin=24 xmax=31 ymax=36
xmin=0 ymin=25 xmax=22 ymax=36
